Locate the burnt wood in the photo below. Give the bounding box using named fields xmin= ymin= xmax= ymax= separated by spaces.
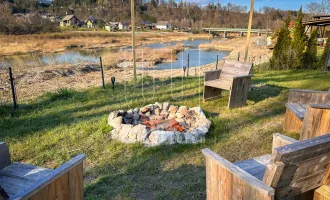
xmin=203 ymin=60 xmax=253 ymax=109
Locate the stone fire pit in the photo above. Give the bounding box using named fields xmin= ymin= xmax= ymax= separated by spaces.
xmin=108 ymin=102 xmax=211 ymax=146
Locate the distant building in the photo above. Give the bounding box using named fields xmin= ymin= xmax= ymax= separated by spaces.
xmin=60 ymin=15 xmax=79 ymax=27
xmin=156 ymin=21 xmax=171 ymax=30
xmin=119 ymin=22 xmax=130 ymax=30
xmin=105 ymin=22 xmax=130 ymax=31
xmin=86 ymin=17 xmax=98 ymax=28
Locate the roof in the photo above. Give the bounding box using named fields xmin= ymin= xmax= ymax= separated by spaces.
xmin=156 ymin=21 xmax=170 ymax=26
xmin=61 ymin=15 xmax=75 ymax=22
xmin=303 ymin=19 xmax=330 ymax=26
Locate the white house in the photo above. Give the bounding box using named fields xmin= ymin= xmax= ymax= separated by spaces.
xmin=156 ymin=21 xmax=171 ymax=30
xmin=118 ymin=22 xmax=130 ymax=30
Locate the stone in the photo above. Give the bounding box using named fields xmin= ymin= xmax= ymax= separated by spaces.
xmin=190 ymin=107 xmax=206 ymax=118
xmin=118 ymin=124 xmax=134 ymax=143
xmin=134 ymin=107 xmax=140 ymax=113
xmin=123 ymin=117 xmax=133 ymax=124
xmin=197 ymin=126 xmax=209 ymax=134
xmin=132 ymin=124 xmax=149 ymax=142
xmin=175 ymin=118 xmax=185 ymax=123
xmin=195 ymin=118 xmax=211 ymax=129
xmin=140 ymin=106 xmax=150 ymax=113
xmin=168 ymin=105 xmax=178 ymax=114
xmin=176 ymin=113 xmax=184 ymax=119
xmin=154 ymin=108 xmax=160 ymax=115
xmin=145 ymin=111 xmax=151 ymax=117
xmin=125 ymin=112 xmax=133 ymax=119
xmin=155 ymin=102 xmax=163 ymax=110
xmin=168 ymin=113 xmax=176 ymax=119
xmin=160 ymin=110 xmax=169 ymax=118
xmin=178 ymin=106 xmax=188 ymax=116
xmin=109 ymin=116 xmax=123 ymax=129
xmin=163 ymin=102 xmax=170 ymax=111
xmin=108 ymin=111 xmax=118 ymax=125
xmin=148 ymin=131 xmax=176 ymax=146
xmin=175 ymin=132 xmax=185 ymax=144
xmin=133 ymin=113 xmax=140 ymax=120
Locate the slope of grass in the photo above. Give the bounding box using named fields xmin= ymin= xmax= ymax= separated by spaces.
xmin=0 ymin=70 xmax=329 ymax=199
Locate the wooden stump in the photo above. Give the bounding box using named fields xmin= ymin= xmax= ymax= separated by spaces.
xmin=283 ymin=109 xmax=303 ymax=133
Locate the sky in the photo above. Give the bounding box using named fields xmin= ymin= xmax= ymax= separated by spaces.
xmin=181 ymin=0 xmax=315 ymax=11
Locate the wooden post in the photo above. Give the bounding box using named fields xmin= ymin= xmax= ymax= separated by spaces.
xmin=187 ymin=53 xmax=189 ymax=77
xmin=216 ymin=55 xmax=219 ymax=69
xmin=100 ymin=57 xmax=105 ymax=89
xmin=131 ymin=0 xmax=137 ymax=87
xmin=325 ymin=44 xmax=330 ymax=72
xmin=244 ymin=0 xmax=255 ymax=63
xmin=8 ymin=67 xmax=17 ymax=110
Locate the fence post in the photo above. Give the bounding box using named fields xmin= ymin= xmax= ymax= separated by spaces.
xmin=238 ymin=52 xmax=240 ymax=61
xmin=216 ymin=55 xmax=219 ymax=69
xmin=187 ymin=53 xmax=189 ymax=77
xmin=8 ymin=67 xmax=17 ymax=110
xmin=100 ymin=57 xmax=105 ymax=89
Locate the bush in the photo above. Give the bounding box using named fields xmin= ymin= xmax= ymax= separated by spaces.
xmin=302 ymin=30 xmax=318 ymax=69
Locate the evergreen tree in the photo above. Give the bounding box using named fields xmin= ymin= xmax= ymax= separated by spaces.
xmin=303 ymin=30 xmax=318 ymax=69
xmin=270 ymin=15 xmax=291 ymax=70
xmin=291 ymin=7 xmax=305 ymax=69
xmin=319 ymin=36 xmax=330 ymax=70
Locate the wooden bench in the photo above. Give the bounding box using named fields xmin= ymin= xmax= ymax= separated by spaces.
xmin=203 ymin=60 xmax=253 ymax=109
xmin=0 ymin=142 xmax=86 ymax=200
xmin=283 ymin=89 xmax=330 ymax=140
xmin=202 ymin=133 xmax=330 ymax=200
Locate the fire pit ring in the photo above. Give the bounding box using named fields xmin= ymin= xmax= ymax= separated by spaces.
xmin=108 ymin=102 xmax=211 ymax=146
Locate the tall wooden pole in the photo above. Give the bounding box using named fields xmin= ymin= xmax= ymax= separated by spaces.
xmin=131 ymin=0 xmax=137 ymax=87
xmin=244 ymin=0 xmax=255 ymax=63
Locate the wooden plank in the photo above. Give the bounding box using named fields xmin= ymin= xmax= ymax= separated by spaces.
xmin=262 ymin=161 xmax=284 ymax=187
xmin=228 ymin=76 xmax=251 ymax=109
xmin=283 ymin=108 xmax=303 ymax=133
xmin=202 ymin=149 xmax=275 ymax=198
xmin=314 ymin=185 xmax=330 ymax=200
xmin=288 ymin=89 xmax=329 ymax=105
xmin=285 ymin=103 xmax=306 ymax=120
xmin=0 ymin=142 xmax=10 ymax=170
xmin=234 ymin=154 xmax=271 ymax=181
xmin=300 ymin=106 xmax=330 ymax=140
xmin=0 ymin=162 xmax=53 ymax=182
xmin=270 ymin=135 xmax=330 ymax=199
xmin=205 ymin=80 xmax=232 ymax=90
xmin=204 ymin=70 xmax=221 ymax=81
xmin=10 ymin=154 xmax=86 ymax=200
xmin=272 ymin=133 xmax=298 ymax=154
xmin=203 ymin=86 xmax=222 ymax=102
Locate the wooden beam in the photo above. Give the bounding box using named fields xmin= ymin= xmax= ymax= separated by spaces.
xmin=244 ymin=0 xmax=255 ymax=62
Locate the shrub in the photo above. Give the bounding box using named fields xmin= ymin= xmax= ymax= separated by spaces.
xmin=319 ymin=36 xmax=330 ymax=70
xmin=302 ymin=30 xmax=318 ymax=69
xmin=291 ymin=7 xmax=306 ymax=69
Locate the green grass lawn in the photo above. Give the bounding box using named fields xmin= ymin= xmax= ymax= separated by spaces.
xmin=0 ymin=70 xmax=329 ymax=199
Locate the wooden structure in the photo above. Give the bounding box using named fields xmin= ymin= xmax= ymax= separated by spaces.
xmin=283 ymin=89 xmax=330 ymax=140
xmin=314 ymin=185 xmax=330 ymax=200
xmin=303 ymin=15 xmax=330 ymax=38
xmin=0 ymin=142 xmax=86 ymax=200
xmin=202 ymin=133 xmax=330 ymax=200
xmin=203 ymin=60 xmax=253 ymax=109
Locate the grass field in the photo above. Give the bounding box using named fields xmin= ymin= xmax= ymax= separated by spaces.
xmin=0 ymin=70 xmax=329 ymax=199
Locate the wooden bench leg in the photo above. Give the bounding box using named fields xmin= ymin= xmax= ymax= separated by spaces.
xmin=283 ymin=109 xmax=303 ymax=133
xmin=228 ymin=77 xmax=251 ymax=109
xmin=203 ymin=86 xmax=222 ymax=102
xmin=300 ymin=106 xmax=330 ymax=140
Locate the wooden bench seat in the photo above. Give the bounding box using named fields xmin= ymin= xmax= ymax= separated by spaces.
xmin=234 ymin=154 xmax=271 ymax=181
xmin=0 ymin=163 xmax=53 ymax=198
xmin=0 ymin=142 xmax=86 ymax=200
xmin=202 ymin=133 xmax=330 ymax=200
xmin=203 ymin=60 xmax=253 ymax=109
xmin=283 ymin=89 xmax=330 ymax=140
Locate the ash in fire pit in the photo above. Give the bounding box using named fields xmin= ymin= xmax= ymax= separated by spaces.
xmin=108 ymin=102 xmax=211 ymax=146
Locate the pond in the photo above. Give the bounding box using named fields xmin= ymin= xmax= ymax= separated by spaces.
xmin=0 ymin=39 xmax=229 ymax=70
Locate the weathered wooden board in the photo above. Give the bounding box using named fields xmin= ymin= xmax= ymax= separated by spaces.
xmin=283 ymin=109 xmax=303 ymax=133
xmin=203 ymin=86 xmax=222 ymax=102
xmin=272 ymin=133 xmax=298 ymax=154
xmin=269 ymin=134 xmax=330 ymax=199
xmin=228 ymin=76 xmax=251 ymax=109
xmin=314 ymin=185 xmax=330 ymax=200
xmin=300 ymin=105 xmax=330 ymax=140
xmin=204 ymin=69 xmax=222 ymax=81
xmin=0 ymin=142 xmax=10 ymax=170
xmin=234 ymin=154 xmax=271 ymax=181
xmin=288 ymin=89 xmax=329 ymax=105
xmin=285 ymin=103 xmax=306 ymax=120
xmin=202 ymin=148 xmax=274 ymax=200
